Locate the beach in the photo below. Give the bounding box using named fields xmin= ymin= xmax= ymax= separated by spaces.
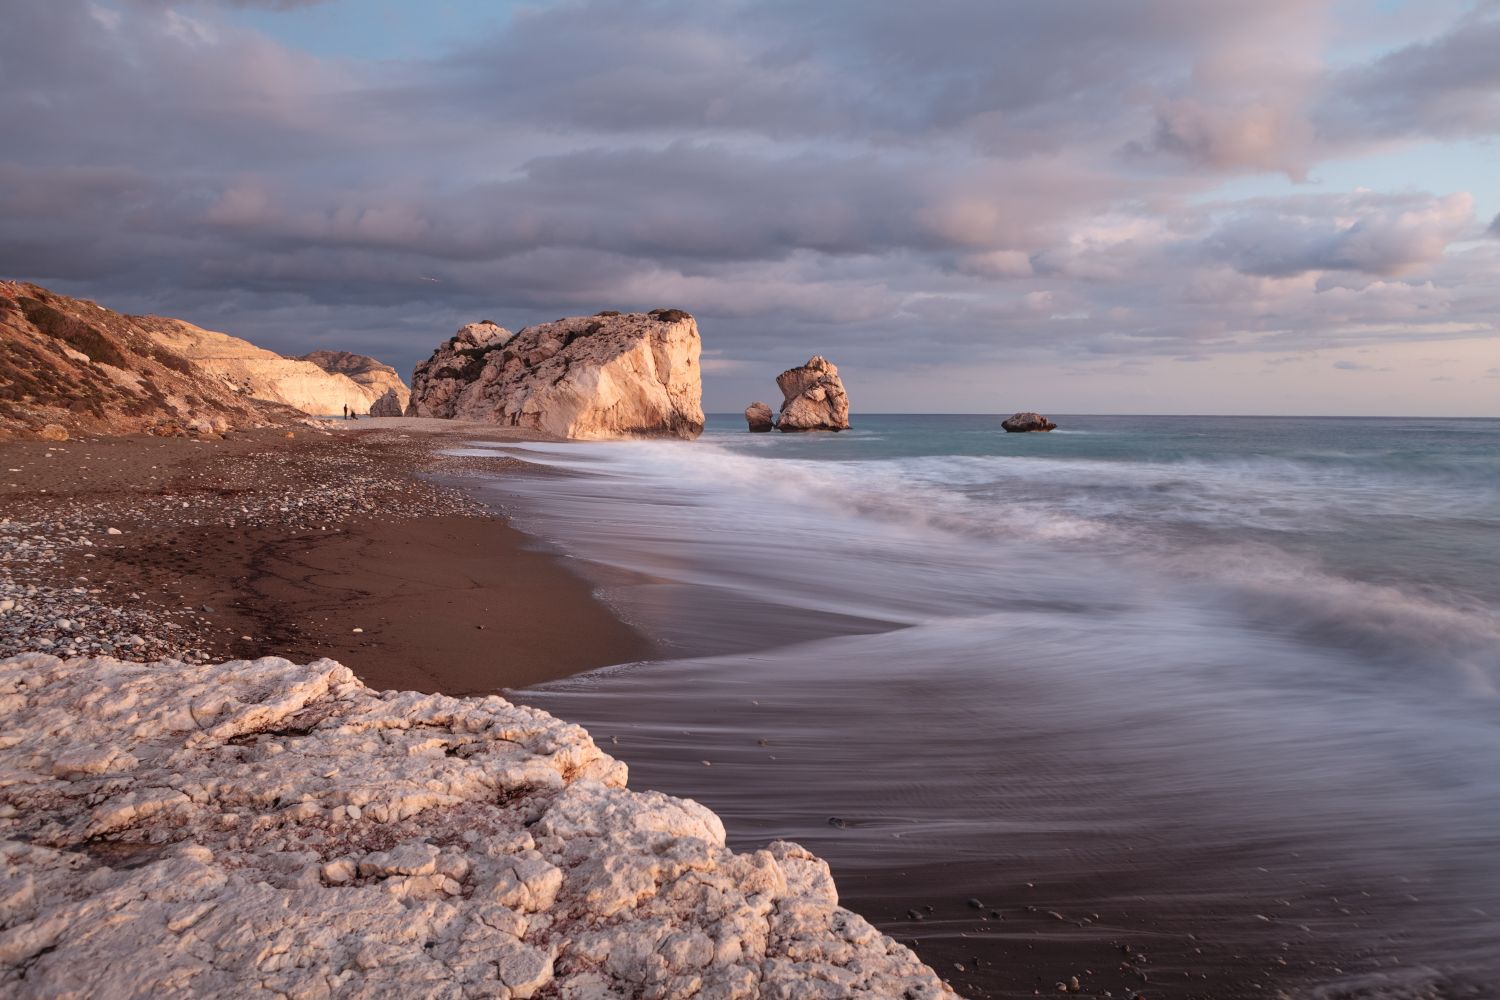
xmin=7 ymin=415 xmax=1498 ymax=999
xmin=0 ymin=420 xmax=647 ymax=689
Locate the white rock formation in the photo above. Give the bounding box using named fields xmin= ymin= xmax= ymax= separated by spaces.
xmin=144 ymin=320 xmax=376 ymax=417
xmin=298 ymin=350 xmax=411 ymax=414
xmin=406 ymin=311 xmax=704 ymax=440
xmin=0 ymin=653 xmax=957 ymax=1000
xmin=776 ymin=356 xmax=850 ymax=432
xmin=406 ymin=322 xmax=515 ymax=419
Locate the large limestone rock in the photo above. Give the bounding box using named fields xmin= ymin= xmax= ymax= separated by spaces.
xmin=407 ymin=311 xmax=704 ymax=440
xmin=368 ymin=387 xmax=404 ymax=417
xmin=298 ymin=350 xmax=411 ymax=414
xmin=0 ymin=652 xmax=958 ymax=1000
xmin=144 ymin=320 xmax=375 ymax=417
xmin=405 ymin=321 xmax=515 ymax=419
xmin=776 ymin=356 xmax=850 ymax=432
xmin=745 ymin=401 xmax=774 ymax=432
xmin=1001 ymin=411 xmax=1057 ymax=432
xmin=0 ymin=281 xmax=299 ymax=439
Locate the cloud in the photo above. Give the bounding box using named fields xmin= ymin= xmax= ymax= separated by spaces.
xmin=2 ymin=0 xmax=1498 ymax=405
xmin=1322 ymin=3 xmax=1500 ymax=143
xmin=1201 ymin=192 xmax=1475 ymax=277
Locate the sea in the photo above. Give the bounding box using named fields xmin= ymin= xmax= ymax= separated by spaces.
xmin=454 ymin=414 xmax=1500 ymax=999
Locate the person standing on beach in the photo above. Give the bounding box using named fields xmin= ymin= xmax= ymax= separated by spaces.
xmin=342 ymin=403 xmax=349 ymax=420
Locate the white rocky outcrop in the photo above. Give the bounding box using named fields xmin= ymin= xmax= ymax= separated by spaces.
xmin=776 ymin=356 xmax=851 ymax=432
xmin=406 ymin=322 xmax=515 ymax=420
xmin=144 ymin=321 xmax=378 ymax=417
xmin=0 ymin=653 xmax=957 ymax=999
xmin=298 ymin=351 xmax=411 ymax=414
xmin=406 ymin=311 xmax=704 ymax=440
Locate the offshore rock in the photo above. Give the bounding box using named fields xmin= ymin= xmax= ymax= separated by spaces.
xmin=407 ymin=310 xmax=704 ymax=440
xmin=776 ymin=356 xmax=850 ymax=432
xmin=745 ymin=401 xmax=774 ymax=432
xmin=1001 ymin=411 xmax=1058 ymax=432
xmin=0 ymin=653 xmax=957 ymax=1000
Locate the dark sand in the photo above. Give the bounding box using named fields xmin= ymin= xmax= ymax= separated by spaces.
xmin=0 ymin=423 xmax=648 ymax=689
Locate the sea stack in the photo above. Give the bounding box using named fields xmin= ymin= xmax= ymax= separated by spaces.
xmin=405 ymin=310 xmax=704 ymax=440
xmin=745 ymin=401 xmax=774 ymax=432
xmin=776 ymin=356 xmax=850 ymax=432
xmin=1001 ymin=411 xmax=1057 ymax=432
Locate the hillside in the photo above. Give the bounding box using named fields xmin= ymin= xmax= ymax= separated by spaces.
xmin=0 ymin=281 xmax=297 ymax=439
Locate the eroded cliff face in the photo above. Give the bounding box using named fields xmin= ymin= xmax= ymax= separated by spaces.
xmin=0 ymin=282 xmax=296 ymax=439
xmin=143 ymin=320 xmax=376 ymax=417
xmin=0 ymin=652 xmax=958 ymax=1000
xmin=406 ymin=322 xmax=515 ymax=420
xmin=776 ymin=356 xmax=851 ymax=432
xmin=407 ymin=311 xmax=704 ymax=440
xmin=298 ymin=350 xmax=411 ymax=414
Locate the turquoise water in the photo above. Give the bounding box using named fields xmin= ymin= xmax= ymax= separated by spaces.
xmin=460 ymin=415 xmax=1500 ymax=998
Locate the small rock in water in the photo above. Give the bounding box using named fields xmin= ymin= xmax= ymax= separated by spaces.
xmin=828 ymin=817 xmax=848 ymax=828
xmin=351 ymin=627 xmax=363 ymax=633
xmin=967 ymin=897 xmax=984 ymax=909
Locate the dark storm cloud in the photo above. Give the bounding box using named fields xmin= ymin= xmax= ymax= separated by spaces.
xmin=1 ymin=0 xmax=1496 ymax=396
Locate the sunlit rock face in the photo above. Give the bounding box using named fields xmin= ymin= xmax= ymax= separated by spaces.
xmin=0 ymin=652 xmax=957 ymax=1000
xmin=0 ymin=281 xmax=301 ymax=439
xmin=407 ymin=311 xmax=704 ymax=440
xmin=406 ymin=321 xmax=515 ymax=420
xmin=298 ymin=350 xmax=411 ymax=414
xmin=776 ymin=356 xmax=850 ymax=432
xmin=142 ymin=319 xmax=378 ymax=417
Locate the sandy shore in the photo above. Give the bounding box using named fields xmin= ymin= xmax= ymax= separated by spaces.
xmin=0 ymin=419 xmax=648 ymax=690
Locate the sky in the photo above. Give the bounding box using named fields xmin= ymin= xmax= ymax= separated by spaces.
xmin=2 ymin=0 xmax=1499 ymax=415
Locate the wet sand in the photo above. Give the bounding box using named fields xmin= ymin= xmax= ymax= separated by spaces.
xmin=0 ymin=422 xmax=648 ymax=690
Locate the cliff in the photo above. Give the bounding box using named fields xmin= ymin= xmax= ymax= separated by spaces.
xmin=0 ymin=652 xmax=958 ymax=999
xmin=406 ymin=311 xmax=704 ymax=440
xmin=0 ymin=281 xmax=296 ymax=439
xmin=298 ymin=350 xmax=411 ymax=414
xmin=143 ymin=321 xmax=374 ymax=417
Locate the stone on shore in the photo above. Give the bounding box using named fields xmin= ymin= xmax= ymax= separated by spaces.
xmin=406 ymin=311 xmax=704 ymax=440
xmin=1001 ymin=412 xmax=1058 ymax=432
xmin=368 ymin=387 xmax=405 ymax=417
xmin=776 ymin=356 xmax=850 ymax=432
xmin=0 ymin=652 xmax=956 ymax=999
xmin=745 ymin=401 xmax=774 ymax=432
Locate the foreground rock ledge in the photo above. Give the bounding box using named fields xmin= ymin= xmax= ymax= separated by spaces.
xmin=0 ymin=653 xmax=957 ymax=1000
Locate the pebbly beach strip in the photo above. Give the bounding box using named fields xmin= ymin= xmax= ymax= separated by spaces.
xmin=0 ymin=419 xmax=961 ymax=998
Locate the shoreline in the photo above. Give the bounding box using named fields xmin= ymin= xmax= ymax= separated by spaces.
xmin=0 ymin=420 xmax=648 ymax=690
xmin=0 ymin=418 xmax=962 ymax=997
